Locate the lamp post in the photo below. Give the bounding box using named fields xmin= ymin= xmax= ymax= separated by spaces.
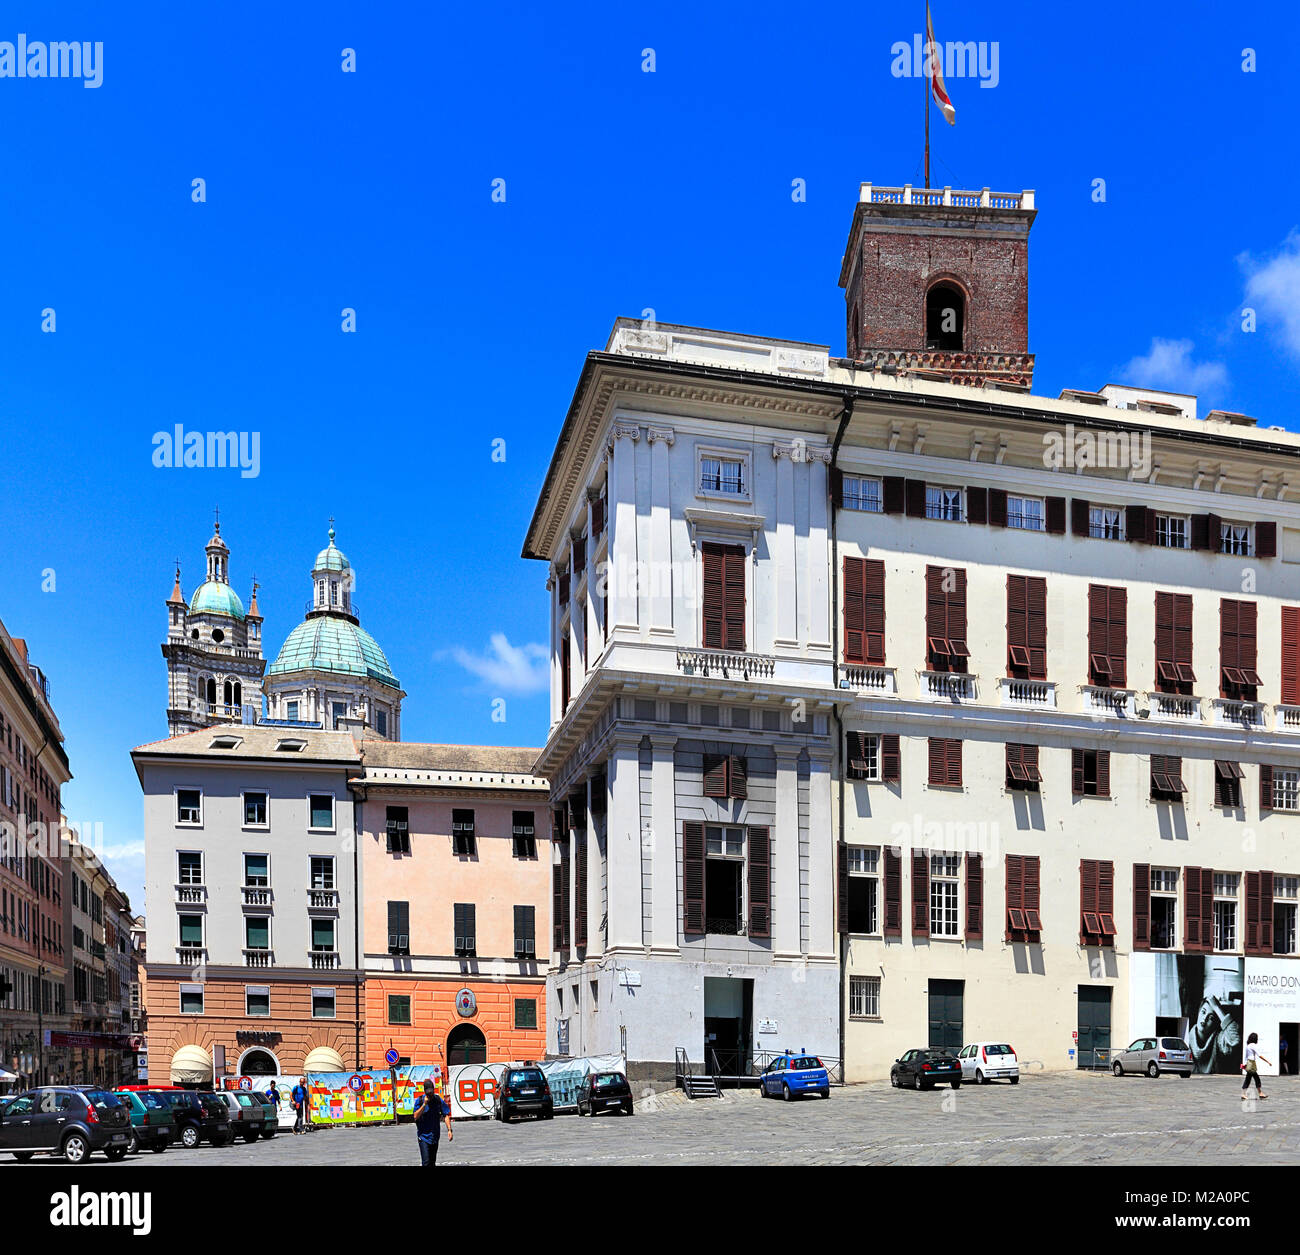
xmin=36 ymin=964 xmax=47 ymax=1086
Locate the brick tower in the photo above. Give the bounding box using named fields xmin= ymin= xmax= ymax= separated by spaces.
xmin=838 ymin=182 xmax=1036 ymax=388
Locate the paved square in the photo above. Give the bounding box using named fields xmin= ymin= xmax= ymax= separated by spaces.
xmin=17 ymin=1071 xmax=1298 ymax=1167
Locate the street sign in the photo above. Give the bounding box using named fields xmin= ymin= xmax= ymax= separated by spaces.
xmin=237 ymin=1076 xmax=252 ymax=1091
xmin=1072 ymin=1031 xmax=1078 ymax=1042
xmin=347 ymin=1074 xmax=365 ymax=1092
xmin=385 ymin=1048 xmax=400 ymax=1066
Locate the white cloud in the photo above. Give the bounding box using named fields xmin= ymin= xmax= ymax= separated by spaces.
xmin=1121 ymin=337 xmax=1227 ymax=394
xmin=449 ymin=634 xmax=548 ymax=695
xmin=1242 ymin=231 xmax=1300 ymax=358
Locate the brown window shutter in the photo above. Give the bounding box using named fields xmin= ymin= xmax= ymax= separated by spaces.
xmin=558 ymin=572 xmax=570 ymax=606
xmin=837 ymin=843 xmax=849 ymax=934
xmin=591 ymin=497 xmax=605 ymax=537
xmin=1220 ymin=599 xmax=1239 ymax=691
xmin=904 ymin=479 xmax=927 ymax=518
xmin=845 ymin=730 xmax=868 ymax=781
xmin=1173 ymin=594 xmax=1193 ymax=670
xmin=1005 ymin=854 xmax=1023 ymax=940
xmin=1099 ymin=860 xmax=1114 ymax=927
xmin=723 ymin=545 xmax=746 ymax=650
xmin=575 ymin=832 xmax=588 ymax=949
xmin=702 ymin=753 xmax=727 ymax=798
xmin=1108 ymin=588 xmax=1127 ymax=686
xmin=864 ymin=560 xmax=886 ymax=663
xmin=1080 ymin=859 xmax=1099 ymax=945
xmin=830 ymin=467 xmax=843 ymax=508
xmin=1007 ymin=575 xmax=1028 ymax=675
xmin=948 ymin=739 xmax=963 ymax=787
xmin=559 ymin=839 xmax=571 ymax=952
xmin=682 ymin=822 xmax=705 ymax=936
xmin=1282 ymin=607 xmax=1300 ymax=705
xmin=929 ymin=738 xmax=960 ymax=786
xmin=1087 ymin=585 xmax=1107 ymax=683
xmin=729 ymin=755 xmax=747 ymax=800
xmin=965 ymin=852 xmax=983 ymax=940
xmin=702 ymin=543 xmax=724 ymax=648
xmin=882 ymin=476 xmax=905 ymax=514
xmin=883 ymin=847 xmax=902 ymax=936
xmin=1126 ymin=504 xmax=1151 ymax=544
xmin=1201 ymin=867 xmax=1215 ymax=950
xmin=1027 ymin=576 xmax=1047 ymax=678
xmin=989 ymin=488 xmax=1008 ymax=528
xmin=1096 ymin=750 xmax=1110 ymax=798
xmin=1245 ymin=871 xmax=1262 ymax=955
xmin=552 ymin=862 xmax=564 ymax=951
xmin=843 ymin=557 xmax=866 ymax=663
xmin=1258 ymin=521 xmax=1278 ymax=558
xmin=911 ymin=852 xmax=930 ymax=937
xmin=746 ymin=826 xmax=770 ymax=938
xmin=1206 ymin=513 xmax=1223 ymax=550
xmin=1025 ymin=856 xmax=1041 ymax=924
xmin=1190 ymin=514 xmax=1210 ymax=550
xmin=1261 ymin=869 xmax=1274 ymax=953
xmin=1154 ymin=591 xmax=1174 ymax=676
xmin=1133 ymin=863 xmax=1151 ymax=950
xmin=1213 ymin=764 xmax=1225 ymax=808
xmin=561 ymin=635 xmax=571 ymax=709
xmin=967 ymin=486 xmax=988 ymax=525
xmin=881 ymin=734 xmax=901 ymax=782
xmin=1045 ymin=496 xmax=1066 ymax=535
xmin=1071 ymin=747 xmax=1085 ymax=795
xmin=1183 ymin=865 xmax=1202 ymax=951
xmin=1071 ymin=498 xmax=1090 ymax=537
xmin=1261 ymin=764 xmax=1274 ymax=812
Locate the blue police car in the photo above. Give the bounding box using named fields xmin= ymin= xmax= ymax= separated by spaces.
xmin=759 ymin=1051 xmax=831 ymax=1101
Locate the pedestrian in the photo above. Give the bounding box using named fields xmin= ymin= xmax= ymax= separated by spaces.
xmin=267 ymin=1079 xmax=280 ymax=1107
xmin=1241 ymin=1033 xmax=1270 ymax=1100
xmin=1281 ymin=1035 xmax=1290 ymax=1077
xmin=413 ymin=1079 xmax=453 ymax=1167
xmin=291 ymin=1076 xmax=308 ymax=1134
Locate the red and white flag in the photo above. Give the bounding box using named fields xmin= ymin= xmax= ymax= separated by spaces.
xmin=926 ymin=3 xmax=956 ymax=126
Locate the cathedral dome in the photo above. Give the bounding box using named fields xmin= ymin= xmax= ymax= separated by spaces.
xmin=314 ymin=529 xmax=351 ymax=574
xmin=188 ymin=581 xmax=246 ymax=620
xmin=267 ymin=616 xmax=399 ymax=688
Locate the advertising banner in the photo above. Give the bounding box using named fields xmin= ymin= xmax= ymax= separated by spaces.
xmin=1243 ymin=958 xmax=1300 ymax=1077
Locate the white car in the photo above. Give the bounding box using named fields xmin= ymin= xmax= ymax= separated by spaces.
xmin=956 ymin=1042 xmax=1019 ymax=1084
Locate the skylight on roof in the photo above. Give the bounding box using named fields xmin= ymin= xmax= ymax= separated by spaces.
xmin=210 ymin=735 xmax=242 ymax=750
xmin=276 ymin=738 xmax=308 ymax=752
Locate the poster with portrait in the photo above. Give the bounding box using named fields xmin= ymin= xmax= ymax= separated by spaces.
xmin=1178 ymin=956 xmax=1244 ymax=1075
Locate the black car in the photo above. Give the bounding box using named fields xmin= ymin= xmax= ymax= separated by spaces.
xmin=0 ymin=1086 xmax=133 ymax=1162
xmin=576 ymin=1071 xmax=634 ymax=1117
xmin=157 ymin=1089 xmax=233 ymax=1148
xmin=493 ymin=1066 xmax=554 ymax=1122
xmin=890 ymin=1048 xmax=963 ymax=1090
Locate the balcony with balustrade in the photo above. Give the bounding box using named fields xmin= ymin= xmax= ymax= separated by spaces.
xmin=310 ymin=950 xmax=340 ymax=971
xmin=840 ymin=665 xmax=897 ymax=695
xmin=243 ymin=948 xmax=274 ymax=969
xmin=919 ymin=671 xmax=977 ymax=703
xmin=1146 ymin=692 xmax=1202 ymax=723
xmin=307 ymin=888 xmax=339 ymax=912
xmin=998 ymin=677 xmax=1056 ymax=710
xmin=241 ymin=886 xmax=273 ymax=908
xmin=175 ymin=884 xmax=206 ymax=906
xmin=1081 ymin=686 xmax=1135 ymax=718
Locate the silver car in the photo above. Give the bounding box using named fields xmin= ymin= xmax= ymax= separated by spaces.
xmin=1112 ymin=1037 xmax=1194 ymax=1078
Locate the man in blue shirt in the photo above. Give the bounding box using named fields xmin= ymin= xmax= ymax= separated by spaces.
xmin=290 ymin=1078 xmax=308 ymax=1135
xmin=413 ymin=1080 xmax=453 ymax=1166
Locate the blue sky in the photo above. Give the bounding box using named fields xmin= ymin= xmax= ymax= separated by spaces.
xmin=1 ymin=0 xmax=1297 ymax=906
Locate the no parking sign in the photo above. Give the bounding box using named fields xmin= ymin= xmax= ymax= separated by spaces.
xmin=347 ymin=1074 xmax=366 ymax=1093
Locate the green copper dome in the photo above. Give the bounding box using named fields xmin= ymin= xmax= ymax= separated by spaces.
xmin=314 ymin=528 xmax=351 ymax=573
xmin=267 ymin=615 xmax=398 ymax=687
xmin=189 ymin=581 xmax=246 ymax=620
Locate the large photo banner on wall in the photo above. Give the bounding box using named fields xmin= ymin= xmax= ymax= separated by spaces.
xmin=1177 ymin=956 xmax=1244 ymax=1075
xmin=1243 ymin=958 xmax=1300 ymax=1077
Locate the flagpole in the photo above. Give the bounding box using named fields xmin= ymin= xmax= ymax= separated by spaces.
xmin=923 ymin=5 xmax=931 ymax=188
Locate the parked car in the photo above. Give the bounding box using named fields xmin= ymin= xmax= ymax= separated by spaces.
xmin=0 ymin=1086 xmax=133 ymax=1162
xmin=493 ymin=1066 xmax=554 ymax=1122
xmin=1112 ymin=1037 xmax=1195 ymax=1078
xmin=576 ymin=1071 xmax=634 ymax=1116
xmin=249 ymin=1091 xmax=280 ymax=1137
xmin=890 ymin=1049 xmax=962 ymax=1090
xmin=956 ymin=1042 xmax=1020 ymax=1085
xmin=112 ymin=1088 xmax=176 ymax=1152
xmin=759 ymin=1052 xmax=831 ymax=1100
xmin=156 ymin=1089 xmax=232 ymax=1148
xmin=207 ymin=1090 xmax=265 ymax=1142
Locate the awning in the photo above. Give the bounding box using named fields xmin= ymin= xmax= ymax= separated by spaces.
xmin=303 ymin=1046 xmax=346 ymax=1074
xmin=170 ymin=1044 xmax=213 ymax=1084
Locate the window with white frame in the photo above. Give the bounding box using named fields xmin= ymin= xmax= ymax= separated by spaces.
xmin=176 ymin=789 xmax=202 ymax=825
xmin=1275 ymin=876 xmax=1298 ymax=956
xmin=310 ymin=856 xmax=335 ymax=890
xmin=179 ymin=984 xmax=204 ymax=1015
xmin=849 ymin=974 xmax=881 ymax=1018
xmin=706 ymin=826 xmax=745 ymax=857
xmin=925 ymin=485 xmax=964 ymax=522
xmin=243 ymin=791 xmax=268 ymax=827
xmin=698 ymin=451 xmax=748 ymax=498
xmin=1274 ymin=769 xmax=1300 ymax=812
xmin=1089 ymin=506 xmax=1125 ymax=540
xmin=847 ymin=734 xmax=880 ymax=782
xmin=842 ymin=475 xmax=883 ymax=512
xmin=1155 ymin=514 xmax=1189 ymax=549
xmin=1007 ymin=495 xmax=1044 ymax=531
xmin=1220 ymin=521 xmax=1253 ymax=556
xmin=312 ymin=987 xmax=336 ymax=1019
xmin=846 ymin=846 xmax=879 ymax=934
xmin=1151 ymin=868 xmax=1178 ymax=948
xmin=1213 ymin=873 xmax=1239 ymax=952
xmin=245 ymin=986 xmax=270 ymax=1017
xmin=176 ymin=851 xmax=203 ymax=886
xmin=930 ymin=854 xmax=960 ymax=937
xmin=308 ymin=793 xmax=335 ymax=831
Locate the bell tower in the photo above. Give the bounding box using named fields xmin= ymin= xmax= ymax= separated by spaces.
xmin=838 ymin=182 xmax=1036 ymax=388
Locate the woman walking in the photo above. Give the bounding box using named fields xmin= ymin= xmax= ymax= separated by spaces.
xmin=1241 ymin=1033 xmax=1270 ymax=1100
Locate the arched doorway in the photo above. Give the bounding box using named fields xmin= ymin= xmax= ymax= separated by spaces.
xmin=238 ymin=1048 xmax=280 ymax=1077
xmin=925 ymin=281 xmax=965 ymax=350
xmin=446 ymin=1024 xmax=487 ymax=1065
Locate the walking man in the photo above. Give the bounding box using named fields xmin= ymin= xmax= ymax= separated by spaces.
xmin=413 ymin=1079 xmax=453 ymax=1167
xmin=1242 ymin=1033 xmax=1270 ymax=1101
xmin=291 ymin=1076 xmax=308 ymax=1134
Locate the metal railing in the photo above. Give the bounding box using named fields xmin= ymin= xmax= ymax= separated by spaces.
xmin=676 ymin=1045 xmax=845 ymax=1087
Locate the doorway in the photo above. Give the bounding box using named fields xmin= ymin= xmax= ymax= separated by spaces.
xmin=1077 ymin=985 xmax=1112 ymax=1068
xmin=446 ymin=1024 xmax=487 ymax=1065
xmin=927 ymin=980 xmax=964 ymax=1052
xmin=239 ymin=1049 xmax=279 ymax=1077
xmin=1155 ymin=1016 xmax=1181 ymax=1041
xmin=1280 ymin=1023 xmax=1298 ymax=1076
xmin=703 ymin=977 xmax=752 ymax=1077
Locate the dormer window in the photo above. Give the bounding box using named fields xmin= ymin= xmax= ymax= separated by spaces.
xmin=209 ymin=735 xmax=241 ymax=750
xmin=276 ymin=738 xmax=307 ymax=753
xmin=925 ymin=281 xmax=965 ymax=351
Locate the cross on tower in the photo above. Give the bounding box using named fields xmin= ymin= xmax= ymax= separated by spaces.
xmin=213 ymin=505 xmax=221 ymax=534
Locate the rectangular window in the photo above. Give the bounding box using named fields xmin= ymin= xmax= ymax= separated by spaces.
xmin=179 ymin=985 xmax=203 ymax=1015
xmin=1006 ymin=575 xmax=1047 ymax=680
xmin=1072 ymin=748 xmax=1110 ymax=797
xmin=388 ymin=901 xmax=410 ymax=955
xmin=842 ymin=475 xmax=883 ymax=512
xmin=1155 ymin=592 xmax=1196 ymax=694
xmin=925 ymin=565 xmax=969 ymax=673
xmin=1273 ymin=769 xmax=1300 ymax=812
xmin=842 ymin=557 xmax=886 ymax=665
xmin=849 ymin=974 xmax=881 ymax=1019
xmin=1151 ymin=869 xmax=1178 ymax=949
xmin=454 ymin=903 xmax=476 ymax=956
xmin=1155 ymin=514 xmax=1189 ymax=549
xmin=705 ymin=825 xmax=745 ymax=857
xmin=925 ymin=484 xmax=964 ymax=522
xmin=386 ymin=806 xmax=410 ymax=854
xmin=846 ymin=847 xmax=879 ymax=934
xmin=243 ymin=792 xmax=268 ymax=827
xmin=1007 ymin=495 xmax=1044 ymax=531
xmin=1005 ymin=743 xmax=1043 ymax=791
xmin=514 ymin=998 xmax=538 ymax=1030
xmin=176 ymin=789 xmax=202 ymax=825
xmin=701 ymin=541 xmax=746 ymax=651
xmin=388 ymin=995 xmax=411 ymax=1025
xmin=177 ymin=851 xmax=203 ymax=885
xmin=1220 ymin=599 xmax=1260 ymax=700
xmin=512 ymin=811 xmax=537 ymax=859
xmin=245 ymin=987 xmax=270 ymax=1017
xmin=927 ymin=738 xmax=962 ymax=788
xmin=243 ymin=853 xmax=269 ymax=887
xmin=1087 ymin=585 xmax=1128 ymax=687
xmin=702 ymin=753 xmax=747 ymax=800
xmin=514 ymin=905 xmax=537 ymax=958
xmin=1005 ymin=854 xmax=1042 ymax=942
xmin=452 ymin=809 xmax=477 ymax=857
xmin=1275 ymin=877 xmax=1298 ymax=956
xmin=699 ymin=453 xmax=747 ymax=497
xmin=1220 ymin=521 xmax=1253 ymax=556
xmin=845 ymin=733 xmax=881 ymax=782
xmin=311 ymin=988 xmax=336 ymax=1020
xmin=1089 ymin=505 xmax=1125 ymax=540
xmin=1150 ymin=754 xmax=1188 ymax=800
xmin=311 ymin=918 xmax=335 ymax=952
xmin=285 ymin=701 xmax=299 ymax=721
xmin=929 ymin=854 xmax=960 ymax=937
xmin=376 ymin=710 xmax=388 ymax=737
xmin=178 ymin=914 xmax=203 ymax=947
xmin=308 ymin=794 xmax=334 ymax=830
xmin=1214 ymin=760 xmax=1245 ymax=808
xmin=1214 ymin=873 xmax=1239 ymax=951
xmin=245 ymin=916 xmax=270 ymax=951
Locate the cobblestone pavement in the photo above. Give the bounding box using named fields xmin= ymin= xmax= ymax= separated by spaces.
xmin=8 ymin=1073 xmax=1300 ymax=1166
